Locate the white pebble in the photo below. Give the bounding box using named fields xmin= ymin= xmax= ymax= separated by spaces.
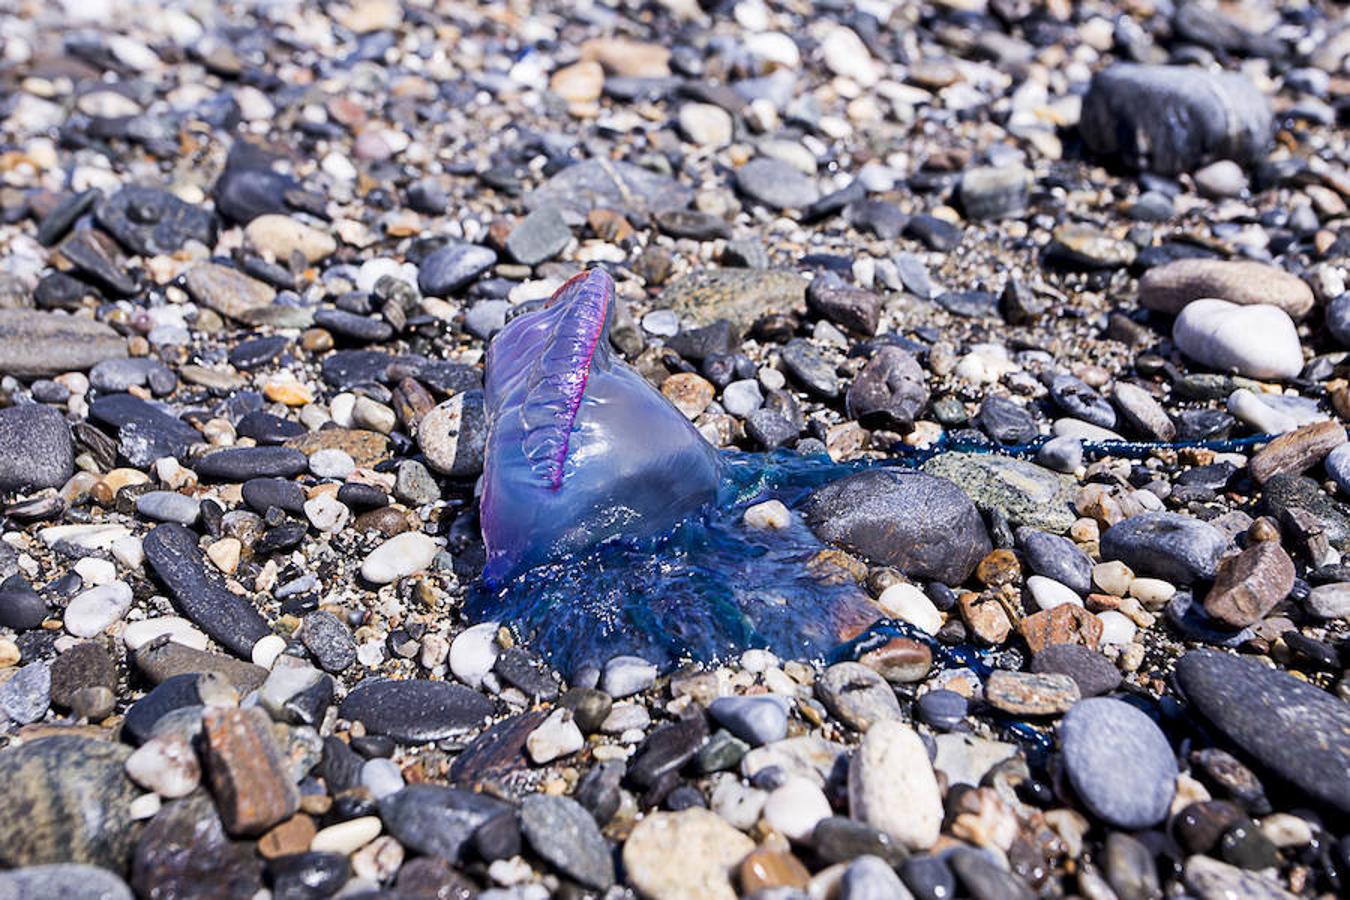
xmin=876 ymin=583 xmax=942 ymax=634
xmin=1092 ymin=561 xmax=1134 ymax=596
xmin=1127 ymin=578 xmax=1176 ymax=609
xmin=310 ymin=449 xmax=356 ymax=479
xmin=1096 ymin=610 xmax=1137 ymax=645
xmin=125 ymin=734 xmax=200 ymax=798
xmin=743 ymin=500 xmax=790 ymax=531
xmin=65 ymin=581 xmax=133 ymax=638
xmin=762 ymin=776 xmax=832 ymax=842
xmin=73 ymin=557 xmax=117 ymax=586
xmin=304 ymin=493 xmax=350 ymax=533
xmin=602 ymin=655 xmax=658 ymax=698
xmin=449 ymin=622 xmax=499 ymax=689
xmin=311 ymin=816 xmax=382 ymax=855
xmin=360 ymin=532 xmax=441 ymax=584
xmin=251 ymin=634 xmax=288 ymax=669
xmin=526 ymin=708 xmax=584 ymax=764
xmin=123 ymin=617 xmax=209 ymax=652
xmin=361 ymin=757 xmax=404 ymax=799
xmin=1026 ymin=575 xmax=1084 ymax=611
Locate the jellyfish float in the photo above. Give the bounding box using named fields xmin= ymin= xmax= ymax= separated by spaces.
xmin=469 ymin=268 xmax=886 ymax=675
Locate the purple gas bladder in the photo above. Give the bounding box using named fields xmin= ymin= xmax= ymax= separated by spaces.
xmin=480 ymin=268 xmax=723 ymax=585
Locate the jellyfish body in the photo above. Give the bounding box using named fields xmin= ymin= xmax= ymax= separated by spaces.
xmin=479 ymin=268 xmax=724 ymax=587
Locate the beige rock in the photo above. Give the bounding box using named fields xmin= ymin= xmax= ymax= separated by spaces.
xmin=848 ymin=720 xmax=942 ymax=850
xmin=1139 ymin=258 xmax=1314 ymax=319
xmin=245 ymin=215 xmax=336 ymax=263
xmin=622 ymin=809 xmax=755 ymax=900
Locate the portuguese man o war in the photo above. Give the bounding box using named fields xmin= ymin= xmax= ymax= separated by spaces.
xmin=471 ymin=268 xmax=885 ymax=675
xmin=470 ymin=267 xmax=1279 ymax=678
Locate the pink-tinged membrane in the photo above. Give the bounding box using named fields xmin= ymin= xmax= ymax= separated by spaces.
xmin=479 ymin=268 xmax=724 ymax=585
xmin=520 ymin=271 xmax=610 ymax=489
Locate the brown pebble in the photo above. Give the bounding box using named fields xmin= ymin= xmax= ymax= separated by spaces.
xmin=1248 ymin=421 xmax=1347 ymax=485
xmin=258 ymin=814 xmax=317 ymax=859
xmin=202 ymin=706 xmax=300 ymax=836
xmin=957 ymin=592 xmax=1012 ymax=644
xmin=984 ymin=670 xmax=1080 ymax=716
xmin=859 ymin=637 xmax=932 ymax=684
xmin=739 ymin=848 xmax=811 ymax=893
xmin=1203 ymin=541 xmax=1296 ymax=629
xmin=975 ymin=549 xmax=1021 ymax=588
xmin=301 ymin=328 xmax=334 ymax=352
xmin=1019 ymin=604 xmax=1103 ymax=654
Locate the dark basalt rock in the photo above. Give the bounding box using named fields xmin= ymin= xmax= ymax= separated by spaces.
xmin=143 ymin=524 xmax=271 ymax=657
xmin=1080 ymin=64 xmax=1272 ymax=175
xmin=338 ymin=679 xmax=494 ymax=743
xmin=803 ymin=469 xmax=992 ymax=585
xmin=1176 ymin=649 xmax=1350 ymax=814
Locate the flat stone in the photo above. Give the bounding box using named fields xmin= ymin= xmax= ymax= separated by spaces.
xmin=360 ymin=531 xmax=441 ymax=584
xmin=0 ymin=310 xmax=127 ymax=377
xmin=923 ymin=453 xmax=1077 ymax=533
xmin=379 ymin=784 xmax=513 ymax=863
xmin=1139 ymin=259 xmax=1314 ymax=319
xmin=984 ymin=670 xmax=1080 ymax=716
xmin=520 ymin=794 xmax=614 ymax=890
xmin=505 ymin=205 xmax=572 ymax=265
xmin=417 ymin=242 xmax=497 ymax=296
xmin=737 ymin=157 xmax=820 ymax=210
xmin=1249 ymin=421 xmax=1346 ymax=485
xmin=339 ymin=678 xmax=493 ymax=743
xmin=0 ymin=736 xmax=138 ymax=869
xmin=804 ymin=469 xmax=991 ymax=585
xmin=662 ymin=269 xmax=807 ymax=329
xmin=1176 ymin=649 xmax=1350 ymax=814
xmin=1030 ymin=644 xmax=1121 ymax=697
xmin=1016 ymin=527 xmax=1092 ymax=595
xmin=143 ymin=524 xmax=271 ymax=657
xmin=95 ymin=186 xmax=216 ymax=257
xmin=183 ymin=262 xmax=276 ymax=322
xmin=194 ymin=446 xmax=309 ymax=481
xmin=0 ymin=864 xmax=133 ymax=900
xmin=0 ymin=404 xmax=73 ymax=493
xmin=1059 ymin=698 xmax=1178 ymax=829
xmin=89 ymin=393 xmax=203 ymax=466
xmin=245 ymin=214 xmax=335 ymax=262
xmin=524 ymin=158 xmax=694 ymax=223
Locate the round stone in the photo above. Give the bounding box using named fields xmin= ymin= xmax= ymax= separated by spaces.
xmin=1058 ymin=698 xmax=1178 ymax=829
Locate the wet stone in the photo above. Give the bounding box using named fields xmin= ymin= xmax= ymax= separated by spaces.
xmin=132 ymin=790 xmax=264 ymax=898
xmin=804 ymin=469 xmax=992 ymax=585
